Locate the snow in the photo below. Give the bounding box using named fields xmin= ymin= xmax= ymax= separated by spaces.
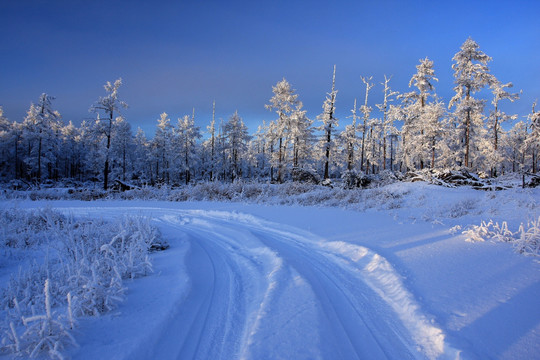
xmin=1 ymin=183 xmax=539 ymax=359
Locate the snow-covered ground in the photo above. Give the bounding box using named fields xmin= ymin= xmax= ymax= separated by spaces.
xmin=1 ymin=182 xmax=539 ymax=359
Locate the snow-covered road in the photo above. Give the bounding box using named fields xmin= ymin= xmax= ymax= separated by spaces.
xmin=61 ymin=206 xmax=459 ymax=360
xmin=8 ymin=189 xmax=539 ymax=360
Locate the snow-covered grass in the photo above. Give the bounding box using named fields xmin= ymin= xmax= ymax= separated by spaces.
xmin=0 ymin=208 xmax=163 ymax=359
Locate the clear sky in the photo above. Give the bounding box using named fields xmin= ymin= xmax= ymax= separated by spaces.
xmin=1 ymin=0 xmax=539 ymax=136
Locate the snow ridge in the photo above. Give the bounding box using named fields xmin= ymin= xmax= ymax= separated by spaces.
xmin=322 ymin=241 xmax=460 ymax=360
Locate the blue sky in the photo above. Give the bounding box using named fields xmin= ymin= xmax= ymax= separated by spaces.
xmin=1 ymin=0 xmax=539 ymax=136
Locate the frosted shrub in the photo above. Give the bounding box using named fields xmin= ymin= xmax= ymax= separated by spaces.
xmin=463 ymin=217 xmax=540 ymax=257
xmin=60 ymin=216 xmax=157 ymax=316
xmin=239 ymin=183 xmax=266 ymax=200
xmin=514 ymin=217 xmax=540 ymax=256
xmin=2 ymin=280 xmax=76 ymax=359
xmin=462 ymin=220 xmax=513 ymax=242
xmin=0 ymin=208 xmax=65 ymax=248
xmin=100 ymin=216 xmax=155 ymax=279
xmin=448 ymin=198 xmax=477 ymax=218
xmin=0 ymin=208 xmax=164 ymax=358
xmin=282 ymin=182 xmax=317 ymax=196
xmin=1 ymin=261 xmax=50 ymax=312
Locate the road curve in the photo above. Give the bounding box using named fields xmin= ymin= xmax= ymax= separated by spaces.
xmin=59 ymin=206 xmax=459 ymax=360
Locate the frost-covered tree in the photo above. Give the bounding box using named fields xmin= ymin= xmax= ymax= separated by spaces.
xmin=505 ymin=120 xmax=528 ymax=172
xmin=89 ymin=78 xmax=128 ymax=189
xmin=486 ymin=81 xmax=520 ymax=176
xmin=317 ymin=65 xmax=339 ymax=179
xmin=376 ymin=75 xmax=398 ymax=170
xmin=449 ymin=38 xmax=495 ymax=168
xmin=205 ymin=101 xmax=217 ymax=181
xmin=389 ymin=58 xmax=444 ymax=171
xmin=223 ymin=110 xmax=250 ymax=181
xmin=290 ymin=103 xmax=313 ymax=169
xmin=132 ymin=127 xmax=151 ymax=183
xmin=524 ymin=101 xmax=540 ymax=173
xmin=265 ymin=78 xmax=299 ymax=182
xmin=59 ymin=121 xmax=82 ymax=180
xmin=110 ymin=116 xmax=134 ymax=182
xmin=0 ymin=107 xmax=15 ymax=179
xmin=248 ymin=121 xmax=266 ymax=179
xmin=20 ymin=94 xmax=62 ymax=182
xmin=340 ymin=99 xmax=358 ymax=172
xmin=411 ymin=58 xmax=441 ymax=169
xmin=359 ymin=76 xmax=374 ymax=172
xmin=151 ymin=112 xmax=174 ymax=184
xmin=175 ymin=114 xmax=201 ymax=184
xmin=79 ymin=119 xmax=101 ymax=181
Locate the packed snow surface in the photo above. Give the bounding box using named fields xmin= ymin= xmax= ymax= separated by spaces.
xmin=1 ymin=183 xmax=539 ymax=359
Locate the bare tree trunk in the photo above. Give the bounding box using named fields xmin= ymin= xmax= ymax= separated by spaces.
xmin=464 ymin=88 xmax=471 ymax=168
xmin=103 ymin=112 xmax=112 ymax=190
xmin=324 ymin=126 xmax=331 ymax=179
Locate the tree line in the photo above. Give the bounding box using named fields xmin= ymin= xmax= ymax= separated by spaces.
xmin=0 ymin=37 xmax=539 ymax=189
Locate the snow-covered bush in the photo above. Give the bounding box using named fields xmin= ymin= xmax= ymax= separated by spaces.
xmin=341 ymin=170 xmax=360 ymax=189
xmin=292 ymin=167 xmax=319 ymax=185
xmin=0 ymin=207 xmax=65 ymax=249
xmin=463 ymin=217 xmax=540 ymax=257
xmin=514 ymin=217 xmax=540 ymax=256
xmin=448 ymin=198 xmax=477 ymax=218
xmin=2 ymin=279 xmax=76 ymax=359
xmin=0 ymin=208 xmax=164 ymax=358
xmin=462 ymin=220 xmax=514 ymax=242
